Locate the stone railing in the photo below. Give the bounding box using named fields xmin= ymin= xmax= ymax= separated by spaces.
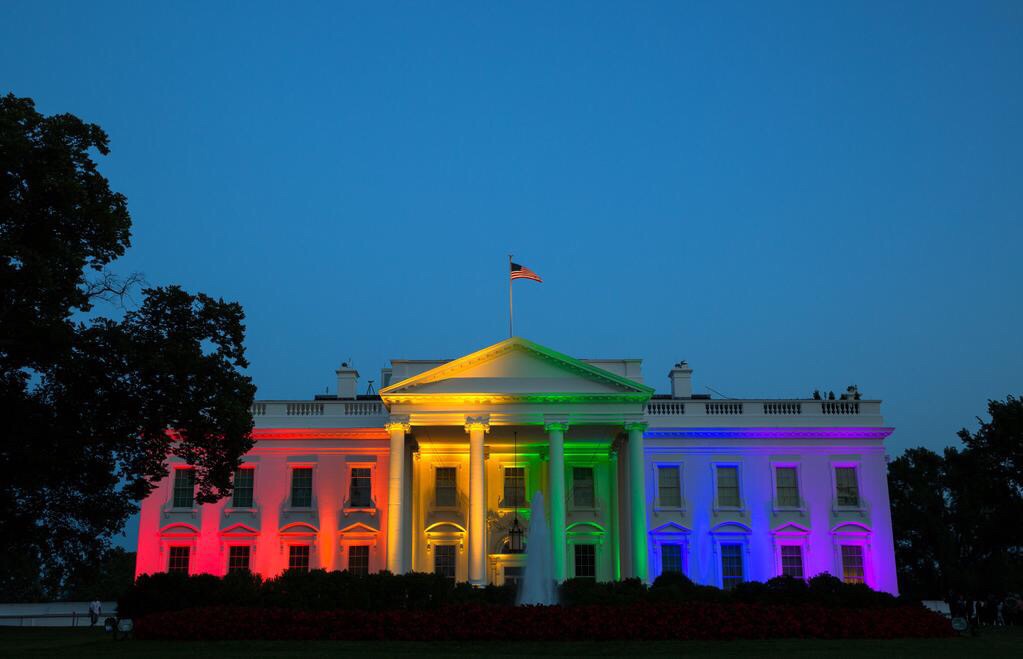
xmin=251 ymin=400 xmax=387 ymax=419
xmin=645 ymin=399 xmax=881 ymax=423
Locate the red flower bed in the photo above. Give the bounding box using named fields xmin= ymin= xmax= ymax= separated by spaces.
xmin=135 ymin=603 xmax=953 ymax=641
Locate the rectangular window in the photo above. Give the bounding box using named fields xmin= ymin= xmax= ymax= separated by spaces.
xmin=574 ymin=544 xmax=596 ymax=579
xmin=503 ymin=566 xmax=524 ymax=586
xmin=434 ymin=545 xmax=456 ymax=581
xmin=780 ymin=545 xmax=804 ymax=578
xmin=435 ymin=467 xmax=457 ymax=507
xmin=835 ymin=467 xmax=860 ymax=507
xmin=291 ymin=468 xmax=313 ymax=508
xmin=348 ymin=545 xmax=370 ymax=576
xmin=661 ymin=544 xmax=683 ymax=574
xmin=775 ymin=467 xmax=800 ymax=508
xmin=841 ymin=545 xmax=865 ymax=584
xmin=227 ymin=546 xmax=251 ymax=574
xmin=658 ymin=465 xmax=682 ymax=508
xmin=232 ymin=468 xmax=254 ymax=508
xmin=716 ymin=466 xmax=741 ymax=508
xmin=504 ymin=467 xmax=525 ymax=508
xmin=172 ymin=469 xmax=194 ymax=508
xmin=288 ymin=545 xmax=310 ymax=572
xmin=168 ymin=546 xmax=190 ymax=574
xmin=573 ymin=467 xmax=594 ymax=508
xmin=720 ymin=543 xmax=744 ymax=590
xmin=349 ymin=467 xmax=372 ymax=507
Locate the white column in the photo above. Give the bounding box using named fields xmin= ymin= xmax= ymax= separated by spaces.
xmin=386 ymin=416 xmax=410 ymax=574
xmin=465 ymin=415 xmax=490 ymax=586
xmin=626 ymin=421 xmax=649 ymax=582
xmin=545 ymin=420 xmax=568 ymax=582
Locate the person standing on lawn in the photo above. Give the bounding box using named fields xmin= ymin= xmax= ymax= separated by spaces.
xmin=89 ymin=599 xmax=101 ymax=626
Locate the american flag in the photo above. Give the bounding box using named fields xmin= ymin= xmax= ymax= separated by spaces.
xmin=510 ymin=262 xmax=542 ymax=283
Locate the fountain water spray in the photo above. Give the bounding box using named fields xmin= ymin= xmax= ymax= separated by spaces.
xmin=517 ymin=491 xmax=557 ymax=605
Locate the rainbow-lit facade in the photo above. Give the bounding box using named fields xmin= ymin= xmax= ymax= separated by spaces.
xmin=135 ymin=337 xmax=898 ymax=593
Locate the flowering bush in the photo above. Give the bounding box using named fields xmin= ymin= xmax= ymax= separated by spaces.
xmin=135 ymin=602 xmax=953 ymax=641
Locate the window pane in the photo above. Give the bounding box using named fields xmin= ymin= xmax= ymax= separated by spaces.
xmin=348 ymin=545 xmax=370 ymax=576
xmin=349 ymin=467 xmax=372 ymax=507
xmin=228 ymin=546 xmax=251 ymax=574
xmin=168 ymin=546 xmax=190 ymax=574
xmin=288 ymin=545 xmax=310 ymax=572
xmin=716 ymin=466 xmax=740 ymax=507
xmin=504 ymin=467 xmax=525 ymax=508
xmin=835 ymin=468 xmax=859 ymax=507
xmin=721 ymin=544 xmax=743 ymax=590
xmin=574 ymin=544 xmax=596 ymax=579
xmin=661 ymin=544 xmax=683 ymax=574
xmin=172 ymin=469 xmax=194 ymax=508
xmin=776 ymin=467 xmax=800 ymax=507
xmin=573 ymin=467 xmax=594 ymax=508
xmin=780 ymin=545 xmax=803 ymax=578
xmin=658 ymin=466 xmax=682 ymax=508
xmin=841 ymin=545 xmax=865 ymax=584
xmin=435 ymin=467 xmax=457 ymax=507
xmin=434 ymin=545 xmax=456 ymax=581
xmin=503 ymin=566 xmax=524 ymax=586
xmin=232 ymin=469 xmax=254 ymax=508
xmin=291 ymin=468 xmax=313 ymax=508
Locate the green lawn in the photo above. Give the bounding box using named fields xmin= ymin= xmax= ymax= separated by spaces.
xmin=2 ymin=626 xmax=1022 ymax=658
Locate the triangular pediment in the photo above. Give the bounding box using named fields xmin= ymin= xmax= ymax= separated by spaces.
xmin=380 ymin=337 xmax=653 ymax=403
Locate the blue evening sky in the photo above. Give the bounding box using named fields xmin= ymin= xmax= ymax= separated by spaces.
xmin=2 ymin=2 xmax=1021 ymax=547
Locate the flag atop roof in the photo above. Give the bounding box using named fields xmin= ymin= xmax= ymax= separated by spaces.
xmin=510 ymin=261 xmax=542 ymax=283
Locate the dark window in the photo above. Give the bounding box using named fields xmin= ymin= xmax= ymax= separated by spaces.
xmin=168 ymin=546 xmax=190 ymax=574
xmin=775 ymin=467 xmax=800 ymax=508
xmin=435 ymin=467 xmax=457 ymax=507
xmin=574 ymin=544 xmax=596 ymax=579
xmin=434 ymin=545 xmax=456 ymax=581
xmin=291 ymin=468 xmax=313 ymax=508
xmin=504 ymin=467 xmax=525 ymax=508
xmin=573 ymin=467 xmax=594 ymax=508
xmin=348 ymin=545 xmax=370 ymax=576
xmin=661 ymin=544 xmax=683 ymax=574
xmin=658 ymin=465 xmax=682 ymax=508
xmin=349 ymin=467 xmax=372 ymax=507
xmin=835 ymin=468 xmax=860 ymax=507
xmin=288 ymin=545 xmax=310 ymax=572
xmin=504 ymin=566 xmax=524 ymax=586
xmin=716 ymin=466 xmax=740 ymax=508
xmin=232 ymin=469 xmax=254 ymax=508
xmin=780 ymin=545 xmax=803 ymax=578
xmin=227 ymin=546 xmax=251 ymax=574
xmin=721 ymin=543 xmax=743 ymax=590
xmin=172 ymin=469 xmax=194 ymax=508
xmin=841 ymin=545 xmax=865 ymax=584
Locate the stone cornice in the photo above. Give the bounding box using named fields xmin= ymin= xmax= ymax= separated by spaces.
xmin=643 ymin=427 xmax=895 ymax=440
xmin=381 ymin=392 xmax=652 ymax=405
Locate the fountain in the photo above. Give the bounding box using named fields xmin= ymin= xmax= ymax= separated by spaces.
xmin=517 ymin=491 xmax=557 ymax=605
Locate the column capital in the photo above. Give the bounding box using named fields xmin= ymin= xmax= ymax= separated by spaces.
xmin=543 ymin=415 xmax=570 ymax=432
xmin=623 ymin=420 xmax=648 ymax=433
xmin=385 ymin=415 xmax=411 ymax=434
xmin=464 ymin=414 xmax=491 ymax=434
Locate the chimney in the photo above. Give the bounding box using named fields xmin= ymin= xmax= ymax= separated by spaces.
xmin=336 ymin=362 xmax=359 ymax=399
xmin=668 ymin=361 xmax=693 ymax=398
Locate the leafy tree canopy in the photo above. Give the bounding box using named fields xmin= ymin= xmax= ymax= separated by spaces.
xmin=0 ymin=93 xmax=255 ymax=600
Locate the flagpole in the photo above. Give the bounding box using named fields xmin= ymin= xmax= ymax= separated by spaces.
xmin=508 ymin=253 xmax=514 ymax=338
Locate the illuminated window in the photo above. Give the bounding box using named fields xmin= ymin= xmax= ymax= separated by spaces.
xmin=573 ymin=467 xmax=594 ymax=508
xmin=661 ymin=544 xmax=683 ymax=574
xmin=841 ymin=545 xmax=865 ymax=584
xmin=434 ymin=545 xmax=456 ymax=581
xmin=288 ymin=545 xmax=310 ymax=572
xmin=720 ymin=544 xmax=743 ymax=590
xmin=780 ymin=545 xmax=803 ymax=578
xmin=435 ymin=467 xmax=457 ymax=507
xmin=716 ymin=466 xmax=741 ymax=508
xmin=658 ymin=466 xmax=682 ymax=508
xmin=574 ymin=544 xmax=596 ymax=579
xmin=835 ymin=467 xmax=860 ymax=507
xmin=168 ymin=546 xmax=190 ymax=574
xmin=232 ymin=469 xmax=254 ymax=508
xmin=504 ymin=467 xmax=525 ymax=508
xmin=775 ymin=467 xmax=800 ymax=508
xmin=349 ymin=468 xmax=372 ymax=507
xmin=227 ymin=546 xmax=250 ymax=574
xmin=291 ymin=468 xmax=313 ymax=508
xmin=172 ymin=469 xmax=194 ymax=508
xmin=348 ymin=545 xmax=369 ymax=576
